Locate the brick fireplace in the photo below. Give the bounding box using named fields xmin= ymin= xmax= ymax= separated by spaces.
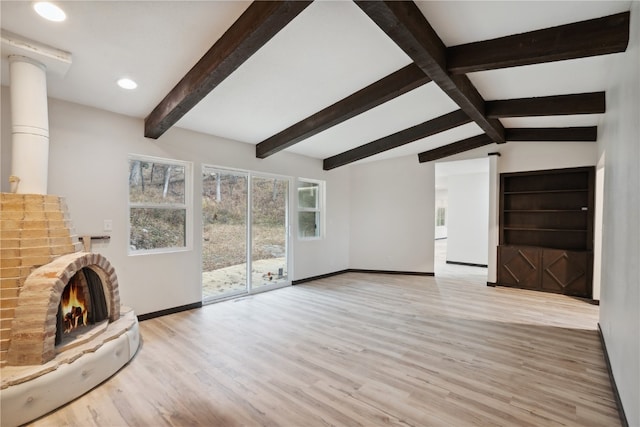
xmin=7 ymin=251 xmax=121 ymax=366
xmin=1 ymin=193 xmax=83 ymax=365
xmin=0 ymin=193 xmax=139 ymax=426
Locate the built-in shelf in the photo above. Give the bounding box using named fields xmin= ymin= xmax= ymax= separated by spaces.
xmin=504 ymin=227 xmax=587 ymax=232
xmin=503 ymin=189 xmax=588 ymax=195
xmin=498 ymin=166 xmax=595 ymax=298
xmin=504 ymin=209 xmax=587 ymax=213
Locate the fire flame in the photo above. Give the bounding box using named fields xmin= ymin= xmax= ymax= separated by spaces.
xmin=61 ymin=278 xmax=88 ymax=333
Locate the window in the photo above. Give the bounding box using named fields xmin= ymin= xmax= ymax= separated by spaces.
xmin=128 ymin=155 xmax=192 ymax=254
xmin=436 ymin=207 xmax=446 ymax=226
xmin=297 ymin=179 xmax=324 ymax=239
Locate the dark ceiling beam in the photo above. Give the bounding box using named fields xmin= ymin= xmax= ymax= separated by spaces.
xmin=506 ymin=127 xmax=598 ymax=141
xmin=144 ymin=1 xmax=312 ymax=139
xmin=486 ymin=92 xmax=606 ymax=118
xmin=447 ymin=12 xmax=630 ymax=74
xmin=355 ymin=1 xmax=505 ymax=144
xmin=323 ymin=109 xmax=470 ymax=170
xmin=418 ymin=126 xmax=598 ymax=163
xmin=256 ymin=63 xmax=431 ymax=159
xmin=418 ymin=134 xmax=493 ymax=163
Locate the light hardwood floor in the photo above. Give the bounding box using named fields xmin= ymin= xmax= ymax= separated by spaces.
xmin=28 ymin=259 xmax=619 ymax=426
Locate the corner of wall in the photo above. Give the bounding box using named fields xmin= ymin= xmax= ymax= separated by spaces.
xmin=597 ymin=2 xmax=640 ymax=425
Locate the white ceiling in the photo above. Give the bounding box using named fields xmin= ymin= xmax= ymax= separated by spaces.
xmin=0 ymin=1 xmax=632 ymax=167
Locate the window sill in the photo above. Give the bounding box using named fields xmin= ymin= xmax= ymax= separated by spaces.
xmin=128 ymin=246 xmax=191 ymax=256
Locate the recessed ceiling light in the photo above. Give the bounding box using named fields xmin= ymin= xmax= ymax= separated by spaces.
xmin=117 ymin=78 xmax=138 ymax=90
xmin=33 ymin=2 xmax=66 ymax=22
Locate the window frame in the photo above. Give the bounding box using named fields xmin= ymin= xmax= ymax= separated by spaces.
xmin=436 ymin=206 xmax=446 ymax=227
xmin=128 ymin=154 xmax=193 ymax=256
xmin=296 ymin=178 xmax=325 ymax=240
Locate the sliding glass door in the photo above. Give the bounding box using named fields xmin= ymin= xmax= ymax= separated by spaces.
xmin=251 ymin=176 xmax=289 ymax=289
xmin=202 ymin=167 xmax=290 ymax=303
xmin=202 ymin=168 xmax=248 ymax=302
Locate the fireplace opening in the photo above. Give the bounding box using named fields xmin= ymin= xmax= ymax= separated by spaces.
xmin=55 ymin=267 xmax=109 ymax=347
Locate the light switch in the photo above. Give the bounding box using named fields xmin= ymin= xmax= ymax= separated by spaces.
xmin=103 ymin=220 xmax=113 ymax=232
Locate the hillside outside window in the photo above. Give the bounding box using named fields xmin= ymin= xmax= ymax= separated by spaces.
xmin=128 ymin=154 xmax=192 ymax=254
xmin=297 ymin=179 xmax=324 ymax=239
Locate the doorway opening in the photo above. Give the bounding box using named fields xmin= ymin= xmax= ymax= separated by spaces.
xmin=434 ymin=158 xmax=490 ymax=283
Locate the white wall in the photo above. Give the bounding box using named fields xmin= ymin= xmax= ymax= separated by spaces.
xmin=597 ymin=2 xmax=640 ymax=425
xmin=349 ymin=156 xmax=435 ymax=273
xmin=0 ymin=93 xmax=350 ymax=315
xmin=496 ymin=141 xmax=597 ymax=174
xmin=446 ymin=172 xmax=489 ymax=266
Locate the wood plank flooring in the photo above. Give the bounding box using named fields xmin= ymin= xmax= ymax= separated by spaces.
xmin=27 ymin=265 xmax=619 ymax=426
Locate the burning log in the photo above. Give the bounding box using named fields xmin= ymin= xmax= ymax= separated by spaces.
xmin=60 ymin=278 xmax=89 ymax=334
xmin=63 ymin=305 xmax=87 ymax=333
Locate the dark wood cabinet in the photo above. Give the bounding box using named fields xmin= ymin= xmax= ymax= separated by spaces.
xmin=498 ymin=167 xmax=595 ymax=298
xmin=499 ymin=246 xmax=541 ymax=289
xmin=541 ymin=248 xmax=592 ymax=297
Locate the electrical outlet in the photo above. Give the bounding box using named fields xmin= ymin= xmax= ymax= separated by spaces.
xmin=103 ymin=220 xmax=113 ymax=232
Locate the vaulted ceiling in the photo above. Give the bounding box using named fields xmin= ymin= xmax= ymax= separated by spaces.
xmin=0 ymin=1 xmax=631 ymax=169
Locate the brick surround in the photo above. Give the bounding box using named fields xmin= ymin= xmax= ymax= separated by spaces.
xmin=0 ymin=193 xmax=120 ymax=367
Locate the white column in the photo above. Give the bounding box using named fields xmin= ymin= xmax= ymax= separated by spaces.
xmin=10 ymin=55 xmax=50 ymax=195
xmin=486 ymin=153 xmax=500 ymax=284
